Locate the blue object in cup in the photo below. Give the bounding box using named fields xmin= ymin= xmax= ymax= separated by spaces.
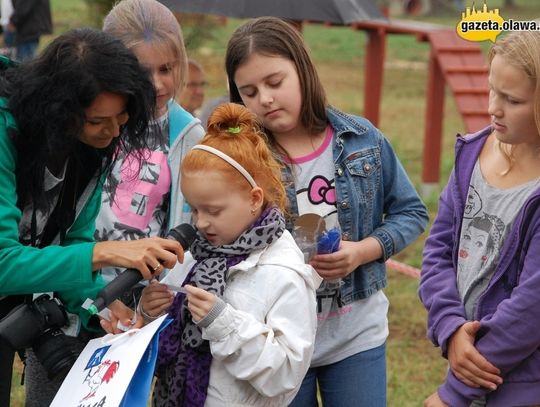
xmin=316 ymin=227 xmax=341 ymax=254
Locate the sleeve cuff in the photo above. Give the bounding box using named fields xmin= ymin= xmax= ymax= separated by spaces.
xmin=435 ymin=315 xmax=467 ymax=357
xmin=138 ymin=302 xmax=166 ymax=325
xmin=370 ymin=231 xmax=392 ymax=262
xmin=438 ymin=380 xmax=475 ymax=407
xmin=197 ymin=297 xmax=226 ymax=328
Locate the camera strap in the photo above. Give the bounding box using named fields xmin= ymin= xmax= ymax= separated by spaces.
xmin=0 ymin=161 xmax=78 ymax=384
xmin=0 ymin=160 xmax=75 ymax=317
xmin=34 ymin=157 xmax=79 ymax=248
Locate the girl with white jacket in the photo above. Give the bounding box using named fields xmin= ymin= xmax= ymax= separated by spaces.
xmin=140 ymin=102 xmax=322 ymax=406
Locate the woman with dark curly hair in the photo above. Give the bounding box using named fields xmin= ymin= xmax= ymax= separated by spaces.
xmin=0 ymin=28 xmax=185 ymax=406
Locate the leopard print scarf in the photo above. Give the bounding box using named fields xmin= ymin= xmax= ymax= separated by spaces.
xmin=154 ymin=206 xmax=285 ymax=407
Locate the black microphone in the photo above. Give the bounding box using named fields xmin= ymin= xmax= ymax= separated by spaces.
xmin=86 ymin=223 xmax=197 ymax=315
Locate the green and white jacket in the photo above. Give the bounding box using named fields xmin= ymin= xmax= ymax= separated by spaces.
xmin=0 ymin=97 xmax=105 ymax=328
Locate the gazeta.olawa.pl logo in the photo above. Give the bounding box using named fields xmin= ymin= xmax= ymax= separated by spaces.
xmin=456 ymin=1 xmax=540 ymax=43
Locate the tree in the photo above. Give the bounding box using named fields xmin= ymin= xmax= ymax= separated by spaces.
xmin=84 ymin=0 xmax=114 ymax=27
xmin=83 ymin=0 xmax=220 ymax=52
xmin=427 ymin=0 xmax=458 ymax=16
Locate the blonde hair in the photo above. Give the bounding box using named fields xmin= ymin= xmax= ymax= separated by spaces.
xmin=103 ymin=0 xmax=188 ymax=95
xmin=182 ymin=103 xmax=287 ymax=213
xmin=488 ymin=30 xmax=540 ymax=174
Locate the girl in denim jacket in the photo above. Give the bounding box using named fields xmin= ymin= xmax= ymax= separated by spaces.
xmin=225 ymin=16 xmax=428 ymax=406
xmin=420 ymin=30 xmax=540 ymax=407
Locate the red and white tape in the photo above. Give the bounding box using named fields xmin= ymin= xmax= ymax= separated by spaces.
xmin=385 ymin=259 xmax=421 ymax=279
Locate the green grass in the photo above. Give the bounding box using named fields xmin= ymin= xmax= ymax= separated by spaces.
xmin=386 ymin=271 xmax=447 ymax=406
xmin=8 ymin=0 xmax=540 ymax=405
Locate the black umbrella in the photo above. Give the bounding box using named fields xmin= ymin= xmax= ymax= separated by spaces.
xmin=158 ymin=0 xmax=385 ymax=25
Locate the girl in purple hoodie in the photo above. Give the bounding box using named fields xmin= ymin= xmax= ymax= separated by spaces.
xmin=420 ymin=29 xmax=540 ymax=407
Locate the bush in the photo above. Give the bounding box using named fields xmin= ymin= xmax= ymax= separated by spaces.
xmin=173 ymin=13 xmax=227 ymax=51
xmin=84 ymin=0 xmax=114 ymax=27
xmin=82 ymin=1 xmax=222 ymax=51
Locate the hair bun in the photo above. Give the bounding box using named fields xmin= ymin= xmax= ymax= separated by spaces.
xmin=207 ymin=102 xmax=259 ymax=136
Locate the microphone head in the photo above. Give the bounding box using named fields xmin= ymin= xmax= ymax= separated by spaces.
xmin=167 ymin=223 xmax=197 ymax=250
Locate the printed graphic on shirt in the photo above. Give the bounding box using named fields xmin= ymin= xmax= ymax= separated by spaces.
xmin=294 ymin=169 xmax=345 ymax=319
xmin=460 ymin=185 xmax=506 ymax=278
xmin=294 ymin=175 xmax=337 ymax=243
xmin=458 ymin=186 xmax=508 ymax=310
xmin=460 ymin=180 xmax=508 ymax=272
xmin=457 ymin=162 xmax=540 ymax=319
xmin=19 ymin=168 xmax=65 ymax=246
xmin=459 ymin=212 xmax=505 ymax=275
xmin=95 ymin=119 xmax=171 ymax=243
xmin=94 ymin=119 xmax=171 ymax=282
xmin=304 ymin=175 xmax=336 ymax=207
xmin=109 ymin=150 xmax=171 ymax=230
xmin=19 ymin=200 xmax=58 ymax=246
xmin=463 ymin=185 xmax=482 ymax=219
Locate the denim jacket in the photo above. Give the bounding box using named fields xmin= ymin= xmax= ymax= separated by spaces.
xmin=283 ymin=107 xmax=428 ymax=303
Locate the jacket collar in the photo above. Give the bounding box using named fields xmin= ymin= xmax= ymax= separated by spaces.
xmin=326 ymin=106 xmax=369 ymax=138
xmin=456 ymin=125 xmax=492 ymax=146
xmin=454 ymin=126 xmax=492 ymax=205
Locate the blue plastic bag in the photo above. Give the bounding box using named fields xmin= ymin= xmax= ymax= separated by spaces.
xmin=119 ymin=318 xmax=171 ymax=406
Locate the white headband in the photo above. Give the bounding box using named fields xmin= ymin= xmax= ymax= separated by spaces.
xmin=191 ymin=144 xmax=258 ymax=188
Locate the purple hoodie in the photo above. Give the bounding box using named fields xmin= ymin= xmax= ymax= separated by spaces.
xmin=419 ymin=127 xmax=540 ymax=406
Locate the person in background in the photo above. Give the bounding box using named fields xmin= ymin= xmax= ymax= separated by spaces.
xmin=7 ymin=0 xmax=52 ymax=61
xmin=225 ymin=16 xmax=428 ymax=407
xmin=198 ymin=94 xmax=229 ymax=130
xmin=0 ymin=0 xmax=14 ymax=56
xmin=0 ymin=28 xmax=185 ymax=407
xmin=178 ymin=59 xmax=207 ymax=116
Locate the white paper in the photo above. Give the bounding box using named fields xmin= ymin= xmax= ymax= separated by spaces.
xmin=50 ymin=315 xmax=167 ymax=407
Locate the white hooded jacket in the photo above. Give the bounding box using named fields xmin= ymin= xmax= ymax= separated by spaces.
xmin=164 ymin=230 xmax=322 ymax=406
